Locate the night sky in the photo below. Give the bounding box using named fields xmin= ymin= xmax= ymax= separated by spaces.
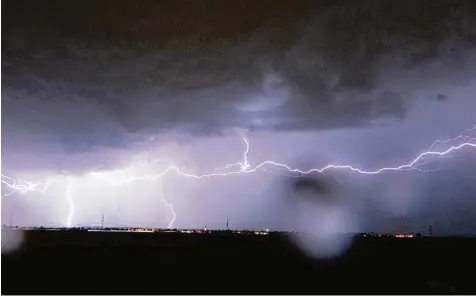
xmin=2 ymin=0 xmax=476 ymax=236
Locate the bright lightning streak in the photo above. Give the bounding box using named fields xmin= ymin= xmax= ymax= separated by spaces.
xmin=251 ymin=141 xmax=476 ymax=175
xmin=93 ymin=136 xmax=476 ymax=186
xmin=1 ymin=174 xmax=62 ymax=198
xmin=2 ymin=124 xmax=476 ymax=227
xmin=158 ymin=179 xmax=176 ymax=229
xmin=65 ymin=178 xmax=74 ymax=228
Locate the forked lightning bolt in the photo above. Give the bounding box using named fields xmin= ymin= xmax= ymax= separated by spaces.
xmin=2 ymin=124 xmax=476 ymax=228
xmin=1 ymin=174 xmax=62 ymax=197
xmin=428 ymin=123 xmax=476 ymax=150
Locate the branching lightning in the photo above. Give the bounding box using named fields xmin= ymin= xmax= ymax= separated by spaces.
xmin=1 ymin=174 xmax=62 ymax=198
xmin=428 ymin=123 xmax=476 ymax=150
xmin=2 ymin=124 xmax=476 ymax=228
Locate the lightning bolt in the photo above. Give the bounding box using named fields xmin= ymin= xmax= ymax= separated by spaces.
xmin=1 ymin=174 xmax=62 ymax=198
xmin=428 ymin=123 xmax=476 ymax=150
xmin=2 ymin=124 xmax=476 ymax=228
xmin=158 ymin=178 xmax=176 ymax=229
xmin=65 ymin=178 xmax=74 ymax=228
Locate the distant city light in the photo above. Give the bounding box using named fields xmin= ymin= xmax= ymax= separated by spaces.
xmin=395 ymin=234 xmax=414 ymax=238
xmin=1 ymin=225 xmax=424 ymax=239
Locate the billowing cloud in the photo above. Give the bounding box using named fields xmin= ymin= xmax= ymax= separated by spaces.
xmin=3 ymin=2 xmax=476 ymax=151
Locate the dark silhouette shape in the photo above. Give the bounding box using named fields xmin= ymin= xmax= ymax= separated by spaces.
xmin=436 ymin=94 xmax=447 ymax=101
xmin=292 ymin=174 xmax=336 ymax=200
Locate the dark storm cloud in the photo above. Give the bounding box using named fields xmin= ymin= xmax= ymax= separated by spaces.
xmin=3 ymin=0 xmax=476 ymax=154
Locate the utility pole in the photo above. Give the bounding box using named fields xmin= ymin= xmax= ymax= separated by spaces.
xmin=226 ymin=218 xmax=229 ymax=230
xmin=101 ymin=214 xmax=105 ymax=229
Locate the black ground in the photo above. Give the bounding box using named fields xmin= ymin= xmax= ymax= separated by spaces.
xmin=2 ymin=229 xmax=476 ymax=294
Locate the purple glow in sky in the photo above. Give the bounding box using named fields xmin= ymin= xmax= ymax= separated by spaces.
xmin=2 ymin=1 xmax=476 ymax=236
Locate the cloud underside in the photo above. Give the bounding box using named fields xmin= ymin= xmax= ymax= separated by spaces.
xmin=2 ymin=1 xmax=476 ymax=149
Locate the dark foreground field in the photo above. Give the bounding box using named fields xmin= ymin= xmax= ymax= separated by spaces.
xmin=2 ymin=230 xmax=476 ymax=294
